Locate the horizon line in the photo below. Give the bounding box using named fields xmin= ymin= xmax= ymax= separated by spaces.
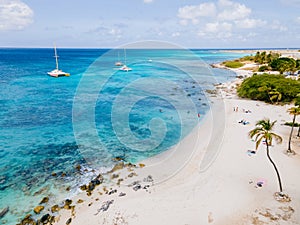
xmin=0 ymin=46 xmax=299 ymax=50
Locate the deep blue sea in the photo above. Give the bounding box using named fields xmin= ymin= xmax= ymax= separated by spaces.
xmin=0 ymin=47 xmax=245 ymax=224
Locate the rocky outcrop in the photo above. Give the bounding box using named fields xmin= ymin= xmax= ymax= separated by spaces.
xmin=33 ymin=205 xmax=44 ymax=214
xmin=63 ymin=199 xmax=73 ymax=210
xmin=17 ymin=214 xmax=36 ymax=225
xmin=110 ymin=162 xmax=125 ymax=173
xmin=51 ymin=204 xmax=60 ymax=213
xmin=39 ymin=197 xmax=49 ymax=204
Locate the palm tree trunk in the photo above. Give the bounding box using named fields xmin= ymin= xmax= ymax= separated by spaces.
xmin=266 ymin=141 xmax=283 ymax=192
xmin=297 ymin=125 xmax=300 ymax=137
xmin=287 ymin=115 xmax=296 ymax=152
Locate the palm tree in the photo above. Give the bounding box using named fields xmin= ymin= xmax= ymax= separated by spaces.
xmin=258 ymin=85 xmax=272 ymax=103
xmin=254 ymin=51 xmax=260 ymax=63
xmin=249 ymin=119 xmax=283 ymax=193
xmin=260 ymin=51 xmax=267 ymax=64
xmin=287 ymin=106 xmax=300 ymax=154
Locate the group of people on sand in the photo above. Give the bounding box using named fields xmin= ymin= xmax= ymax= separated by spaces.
xmin=234 ymin=106 xmax=252 ymax=114
xmin=238 ymin=119 xmax=249 ymax=125
xmin=243 ymin=109 xmax=252 ymax=113
xmin=233 ymin=105 xmax=252 ymax=125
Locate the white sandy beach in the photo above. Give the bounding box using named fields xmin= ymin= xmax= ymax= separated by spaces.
xmin=50 ymin=68 xmax=300 ymax=225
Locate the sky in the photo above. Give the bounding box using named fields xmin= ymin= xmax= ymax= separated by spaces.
xmin=0 ymin=0 xmax=300 ymax=48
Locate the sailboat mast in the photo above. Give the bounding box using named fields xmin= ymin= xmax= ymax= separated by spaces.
xmin=124 ymin=48 xmax=127 ymax=65
xmin=54 ymin=44 xmax=59 ymax=70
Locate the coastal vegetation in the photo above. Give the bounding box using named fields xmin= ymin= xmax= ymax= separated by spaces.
xmin=237 ymin=74 xmax=300 ymax=104
xmin=270 ymin=57 xmax=298 ymax=74
xmin=249 ymin=119 xmax=283 ymax=194
xmin=254 ymin=51 xmax=281 ymax=64
xmin=223 ymin=60 xmax=244 ymax=68
xmin=223 ymin=51 xmax=300 ymax=74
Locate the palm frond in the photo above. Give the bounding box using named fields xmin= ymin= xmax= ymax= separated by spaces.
xmin=267 ymin=133 xmax=273 ymax=145
xmin=249 ymin=127 xmax=263 ymax=138
xmin=288 ymin=107 xmax=300 ymax=116
xmin=256 ymin=136 xmax=264 ymax=150
xmin=254 ymin=133 xmax=263 ymax=142
xmin=249 ymin=118 xmax=282 ymax=150
xmin=270 ymin=132 xmax=283 ymax=144
xmin=270 ymin=120 xmax=277 ymax=128
xmin=256 ymin=119 xmax=268 ymax=127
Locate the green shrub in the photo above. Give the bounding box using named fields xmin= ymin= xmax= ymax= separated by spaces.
xmin=296 ymin=59 xmax=300 ymax=69
xmin=237 ymin=74 xmax=300 ymax=103
xmin=254 ymin=51 xmax=280 ymax=64
xmin=270 ymin=57 xmax=297 ymax=74
xmin=241 ymin=55 xmax=254 ymax=61
xmin=224 ymin=60 xmax=244 ymax=68
xmin=258 ymin=65 xmax=269 ymax=72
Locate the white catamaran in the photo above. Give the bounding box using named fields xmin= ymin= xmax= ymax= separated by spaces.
xmin=119 ymin=48 xmax=132 ymax=72
xmin=47 ymin=45 xmax=70 ymax=77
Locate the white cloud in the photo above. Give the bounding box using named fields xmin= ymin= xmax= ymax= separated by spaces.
xmin=217 ymin=0 xmax=251 ymax=21
xmin=108 ymin=28 xmax=121 ymax=36
xmin=296 ymin=16 xmax=300 ymax=24
xmin=105 ymin=28 xmax=123 ymax=40
xmin=204 ymin=21 xmax=232 ymax=33
xmin=218 ymin=0 xmax=233 ymax=7
xmin=0 ymin=0 xmax=33 ymax=31
xmin=270 ymin=20 xmax=288 ymax=32
xmin=246 ymin=32 xmax=257 ymax=38
xmin=204 ymin=22 xmax=218 ymax=33
xmin=177 ymin=3 xmax=216 ymax=25
xmin=178 ymin=0 xmax=268 ymax=42
xmin=172 ymin=32 xmax=180 ymax=37
xmin=143 ymin=0 xmax=153 ymax=3
xmin=88 ymin=24 xmax=124 ymax=41
xmin=235 ymin=18 xmax=266 ymax=29
xmin=236 ymin=32 xmax=257 ymax=42
xmin=177 ymin=0 xmax=252 ymax=25
xmin=198 ymin=21 xmax=232 ymax=39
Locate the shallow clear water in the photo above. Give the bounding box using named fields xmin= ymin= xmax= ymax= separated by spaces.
xmin=0 ymin=47 xmax=243 ymax=224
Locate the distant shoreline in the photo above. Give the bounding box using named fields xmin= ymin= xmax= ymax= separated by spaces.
xmin=219 ymin=49 xmax=300 ymax=59
xmin=0 ymin=47 xmax=299 ymax=51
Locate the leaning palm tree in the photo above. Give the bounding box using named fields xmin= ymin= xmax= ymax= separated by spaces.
xmin=287 ymin=106 xmax=300 ymax=154
xmin=249 ymin=119 xmax=283 ymax=193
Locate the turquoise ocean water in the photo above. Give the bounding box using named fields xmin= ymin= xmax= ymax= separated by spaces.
xmin=0 ymin=48 xmax=244 ymax=224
